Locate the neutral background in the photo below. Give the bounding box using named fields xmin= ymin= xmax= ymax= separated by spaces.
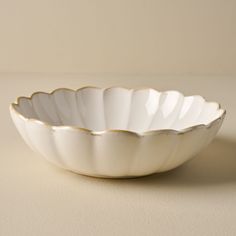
xmin=1 ymin=0 xmax=236 ymax=235
xmin=1 ymin=75 xmax=236 ymax=236
xmin=0 ymin=0 xmax=236 ymax=75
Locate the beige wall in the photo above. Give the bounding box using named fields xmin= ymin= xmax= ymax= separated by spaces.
xmin=0 ymin=0 xmax=235 ymax=74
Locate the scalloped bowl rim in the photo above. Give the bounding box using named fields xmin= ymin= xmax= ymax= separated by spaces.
xmin=10 ymin=86 xmax=226 ymax=136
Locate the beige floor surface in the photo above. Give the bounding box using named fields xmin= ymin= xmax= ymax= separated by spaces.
xmin=0 ymin=74 xmax=236 ymax=236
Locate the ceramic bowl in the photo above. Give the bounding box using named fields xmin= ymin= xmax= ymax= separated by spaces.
xmin=10 ymin=87 xmax=225 ymax=178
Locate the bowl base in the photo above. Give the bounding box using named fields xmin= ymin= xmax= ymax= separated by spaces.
xmin=67 ymin=169 xmax=157 ymax=179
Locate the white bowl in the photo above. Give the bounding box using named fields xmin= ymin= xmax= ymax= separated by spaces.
xmin=10 ymin=87 xmax=225 ymax=178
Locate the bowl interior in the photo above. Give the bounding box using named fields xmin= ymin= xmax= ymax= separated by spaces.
xmin=13 ymin=88 xmax=224 ymax=132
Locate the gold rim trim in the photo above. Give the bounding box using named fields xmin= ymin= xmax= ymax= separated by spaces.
xmin=10 ymin=86 xmax=226 ymax=136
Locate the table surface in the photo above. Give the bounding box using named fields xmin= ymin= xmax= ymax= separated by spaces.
xmin=1 ymin=74 xmax=236 ymax=236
